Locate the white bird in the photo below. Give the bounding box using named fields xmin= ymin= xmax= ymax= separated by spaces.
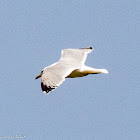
xmin=35 ymin=47 xmax=108 ymax=94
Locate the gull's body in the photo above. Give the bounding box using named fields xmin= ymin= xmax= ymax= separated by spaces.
xmin=35 ymin=47 xmax=108 ymax=94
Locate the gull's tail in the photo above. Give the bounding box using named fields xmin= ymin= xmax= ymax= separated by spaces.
xmin=80 ymin=66 xmax=109 ymax=75
xmin=99 ymin=69 xmax=109 ymax=74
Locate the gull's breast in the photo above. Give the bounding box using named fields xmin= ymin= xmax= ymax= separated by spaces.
xmin=66 ymin=68 xmax=88 ymax=78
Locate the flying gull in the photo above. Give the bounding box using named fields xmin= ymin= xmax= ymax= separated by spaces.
xmin=35 ymin=47 xmax=108 ymax=94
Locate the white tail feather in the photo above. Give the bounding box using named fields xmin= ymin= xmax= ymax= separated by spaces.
xmin=100 ymin=69 xmax=109 ymax=74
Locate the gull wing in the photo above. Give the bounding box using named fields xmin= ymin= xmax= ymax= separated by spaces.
xmin=41 ymin=62 xmax=78 ymax=94
xmin=59 ymin=47 xmax=93 ymax=66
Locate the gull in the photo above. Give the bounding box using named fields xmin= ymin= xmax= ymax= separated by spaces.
xmin=35 ymin=47 xmax=108 ymax=94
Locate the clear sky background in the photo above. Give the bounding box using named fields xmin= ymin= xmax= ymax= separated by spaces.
xmin=0 ymin=0 xmax=139 ymax=140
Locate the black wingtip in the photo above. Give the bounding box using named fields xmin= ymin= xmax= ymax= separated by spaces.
xmin=41 ymin=82 xmax=55 ymax=94
xmin=80 ymin=47 xmax=93 ymax=49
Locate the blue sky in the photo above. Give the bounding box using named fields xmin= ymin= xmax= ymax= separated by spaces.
xmin=0 ymin=0 xmax=139 ymax=139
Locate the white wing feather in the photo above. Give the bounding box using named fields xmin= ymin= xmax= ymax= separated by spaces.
xmin=59 ymin=47 xmax=93 ymax=65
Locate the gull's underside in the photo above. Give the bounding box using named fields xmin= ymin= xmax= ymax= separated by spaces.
xmin=35 ymin=47 xmax=108 ymax=94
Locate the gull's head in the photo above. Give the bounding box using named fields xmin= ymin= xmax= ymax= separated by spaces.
xmin=35 ymin=70 xmax=43 ymax=79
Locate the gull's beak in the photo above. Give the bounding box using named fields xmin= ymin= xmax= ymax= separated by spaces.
xmin=35 ymin=74 xmax=41 ymax=79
